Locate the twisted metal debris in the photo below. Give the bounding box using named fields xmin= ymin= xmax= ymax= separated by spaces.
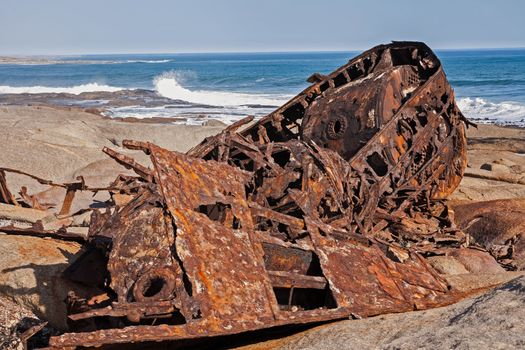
xmin=1 ymin=42 xmax=474 ymax=348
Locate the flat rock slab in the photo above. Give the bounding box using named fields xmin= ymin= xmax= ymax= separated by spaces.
xmin=453 ymin=124 xmax=525 ymax=201
xmin=0 ymin=105 xmax=224 ymax=194
xmin=0 ymin=203 xmax=49 ymax=223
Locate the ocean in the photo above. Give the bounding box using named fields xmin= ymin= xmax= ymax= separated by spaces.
xmin=1 ymin=49 xmax=524 ymax=126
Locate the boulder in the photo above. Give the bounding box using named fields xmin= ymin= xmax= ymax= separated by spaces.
xmin=426 ymin=255 xmax=469 ymax=275
xmin=444 ymin=272 xmax=525 ymax=292
xmin=449 ymin=248 xmax=505 ymax=274
xmin=203 ymin=119 xmax=227 ymax=127
xmin=480 ymin=162 xmax=510 ymax=172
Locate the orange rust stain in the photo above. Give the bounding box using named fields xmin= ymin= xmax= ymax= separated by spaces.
xmin=368 ymin=264 xmax=406 ymax=301
xmin=198 ymin=270 xmax=213 ymax=293
xmin=16 ymin=238 xmax=78 ymax=260
xmin=395 ymin=135 xmax=407 ymax=156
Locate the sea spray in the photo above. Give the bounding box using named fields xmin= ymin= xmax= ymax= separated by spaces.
xmin=153 ymin=70 xmax=289 ymax=106
xmin=458 ymin=97 xmax=525 ymax=125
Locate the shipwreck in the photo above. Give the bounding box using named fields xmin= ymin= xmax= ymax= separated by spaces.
xmin=1 ymin=42 xmax=481 ymax=349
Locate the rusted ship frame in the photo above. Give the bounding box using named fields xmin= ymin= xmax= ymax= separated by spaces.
xmin=3 ymin=42 xmax=471 ymax=349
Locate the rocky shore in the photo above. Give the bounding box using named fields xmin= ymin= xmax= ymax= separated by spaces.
xmin=1 ymin=105 xmax=525 ymax=349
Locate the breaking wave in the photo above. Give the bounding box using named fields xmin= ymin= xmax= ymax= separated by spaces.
xmin=154 ymin=71 xmax=289 ymax=106
xmin=0 ymin=83 xmax=124 ymax=95
xmin=458 ymin=97 xmax=525 ymax=125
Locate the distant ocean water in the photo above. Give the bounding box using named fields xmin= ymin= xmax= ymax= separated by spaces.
xmin=0 ymin=49 xmax=524 ymax=125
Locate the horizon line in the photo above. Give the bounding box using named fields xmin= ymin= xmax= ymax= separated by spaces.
xmin=3 ymin=45 xmax=525 ymax=57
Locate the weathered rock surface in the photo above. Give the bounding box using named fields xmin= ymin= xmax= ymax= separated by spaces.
xmin=451 ymin=199 xmax=525 ymax=270
xmin=443 ymin=271 xmax=524 ymax=293
xmin=0 ymin=105 xmax=224 ymax=195
xmin=452 ymin=125 xmax=525 ymax=201
xmin=0 ymin=203 xmax=50 ymax=224
xmin=0 ymin=296 xmax=38 ymax=350
xmin=426 ymin=255 xmax=469 ymax=275
xmin=237 ymin=276 xmax=525 ymax=350
xmin=450 ymin=248 xmax=505 ymax=274
xmin=0 ymin=234 xmax=91 ymax=330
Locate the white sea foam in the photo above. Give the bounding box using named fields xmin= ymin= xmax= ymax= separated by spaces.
xmin=0 ymin=83 xmax=124 ymax=95
xmin=154 ymin=71 xmax=289 ymax=107
xmin=458 ymin=97 xmax=525 ymax=126
xmin=124 ymin=59 xmax=172 ymax=64
xmin=105 ymin=104 xmax=276 ymax=125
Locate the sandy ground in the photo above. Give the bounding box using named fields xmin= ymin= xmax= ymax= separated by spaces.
xmin=1 ymin=105 xmax=524 ymax=202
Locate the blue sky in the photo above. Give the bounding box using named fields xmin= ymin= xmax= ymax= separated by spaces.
xmin=1 ymin=0 xmax=524 ymax=55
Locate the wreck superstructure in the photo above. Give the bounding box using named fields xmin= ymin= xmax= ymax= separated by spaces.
xmin=1 ymin=42 xmax=470 ymax=349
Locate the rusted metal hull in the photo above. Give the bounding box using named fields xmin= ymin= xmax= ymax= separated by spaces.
xmin=36 ymin=42 xmax=472 ymax=348
xmin=50 ymin=146 xmax=459 ymax=349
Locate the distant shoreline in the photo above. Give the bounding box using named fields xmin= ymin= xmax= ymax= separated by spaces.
xmin=0 ymin=56 xmax=129 ymax=65
xmin=0 ymin=56 xmax=63 ymax=65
